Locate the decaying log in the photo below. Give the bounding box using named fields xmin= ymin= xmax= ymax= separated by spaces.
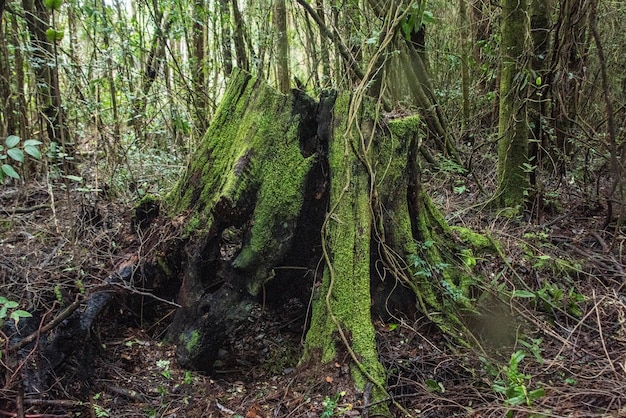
xmin=3 ymin=263 xmax=137 ymax=394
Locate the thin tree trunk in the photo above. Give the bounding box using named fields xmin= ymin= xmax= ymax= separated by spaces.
xmin=218 ymin=0 xmax=233 ymax=76
xmin=274 ymin=0 xmax=290 ymax=93
xmin=459 ymin=0 xmax=471 ymax=130
xmin=231 ymin=0 xmax=249 ymax=71
xmin=528 ymin=0 xmax=553 ymax=219
xmin=496 ymin=0 xmax=530 ymax=209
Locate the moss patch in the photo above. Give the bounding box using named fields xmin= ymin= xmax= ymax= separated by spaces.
xmin=167 ymin=69 xmax=315 ymax=295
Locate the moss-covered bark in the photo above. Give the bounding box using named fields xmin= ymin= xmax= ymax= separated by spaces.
xmin=496 ymin=0 xmax=530 ymax=209
xmin=167 ymin=69 xmax=320 ymax=370
xmin=168 ymin=68 xmax=313 ymax=296
xmin=302 ymin=93 xmax=389 ymax=413
xmin=302 ymin=95 xmax=491 ymax=415
xmin=166 ymin=69 xmax=493 ymax=414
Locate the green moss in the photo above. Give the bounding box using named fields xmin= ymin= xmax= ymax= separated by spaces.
xmin=184 ymin=215 xmax=201 ymax=237
xmin=167 ymin=69 xmax=315 ymax=295
xmin=179 ymin=330 xmax=200 ymax=353
xmin=496 ymin=0 xmax=530 ymax=208
xmin=388 ymin=114 xmax=421 ymax=139
xmin=303 ymin=93 xmax=387 ymax=408
xmin=156 ymin=256 xmax=173 ymax=277
xmin=451 ymin=226 xmax=493 ymax=250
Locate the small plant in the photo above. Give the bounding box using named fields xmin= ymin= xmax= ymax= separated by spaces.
xmin=0 ymin=135 xmax=42 ymax=182
xmin=320 ymin=391 xmax=346 ymax=418
xmin=0 ymin=296 xmax=32 ymax=327
xmin=91 ymin=393 xmax=110 ymax=417
xmin=425 ymin=378 xmax=445 ymax=393
xmin=409 ymin=240 xmax=451 ymax=279
xmin=513 ymin=282 xmax=586 ymax=317
xmin=490 ymin=350 xmax=545 ymax=416
xmin=156 ymin=359 xmax=172 ymax=379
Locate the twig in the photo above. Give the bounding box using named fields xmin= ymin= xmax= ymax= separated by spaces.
xmin=7 ymin=297 xmax=83 ymax=353
xmin=23 ymin=399 xmax=82 ymax=408
xmin=215 ymin=402 xmax=236 ymax=415
xmin=592 ymin=290 xmax=617 ymax=377
xmin=97 ymin=381 xmax=147 ymax=403
xmin=0 ymin=410 xmax=70 ymax=418
xmin=0 ymin=205 xmax=50 ymax=215
xmin=110 ymin=282 xmax=180 ymax=308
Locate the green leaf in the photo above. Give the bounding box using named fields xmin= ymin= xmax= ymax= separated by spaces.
xmin=64 ymin=175 xmax=83 ymax=182
xmin=5 ymin=135 xmax=20 ymax=148
xmin=43 ymin=0 xmax=62 ymax=10
xmin=24 ymin=145 xmax=42 ymax=160
xmin=510 ymin=350 xmax=526 ymax=370
xmin=528 ymin=387 xmax=545 ymax=400
xmin=2 ymin=164 xmax=19 ymax=179
xmin=507 ymin=393 xmax=527 ymax=405
xmin=45 ymin=28 xmax=65 ymax=43
xmin=4 ymin=301 xmax=18 ymax=309
xmin=422 ymin=10 xmax=436 ymax=24
xmin=10 ymin=310 xmax=32 ymax=325
xmin=425 ymin=379 xmax=443 ymax=393
xmin=7 ymin=148 xmax=24 ymax=163
xmin=24 ymin=139 xmax=43 ymax=147
xmin=513 ymin=290 xmax=536 ymax=298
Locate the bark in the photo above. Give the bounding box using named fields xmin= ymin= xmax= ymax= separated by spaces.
xmin=218 ymin=0 xmax=233 ymax=76
xmin=231 ymin=0 xmax=249 ymax=71
xmin=167 ymin=69 xmax=327 ymax=370
xmin=191 ymin=0 xmax=209 ymax=133
xmin=22 ymin=0 xmax=66 ymax=146
xmin=0 ymin=10 xmax=11 ymax=137
xmin=274 ymin=0 xmax=290 ymax=93
xmin=495 ymin=0 xmax=530 ymax=209
xmin=549 ymin=0 xmax=590 ymax=168
xmin=528 ymin=0 xmax=553 ymax=218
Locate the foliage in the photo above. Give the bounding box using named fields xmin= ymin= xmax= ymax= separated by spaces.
xmin=0 ymin=296 xmax=32 ymax=328
xmin=320 ymin=391 xmax=347 ymax=418
xmin=513 ymin=281 xmax=586 ymax=318
xmin=0 ymin=136 xmax=42 ymax=182
xmin=482 ymin=350 xmax=545 ymax=416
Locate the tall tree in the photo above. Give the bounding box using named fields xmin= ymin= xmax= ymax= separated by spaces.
xmin=528 ymin=0 xmax=553 ymax=216
xmin=550 ymin=0 xmax=590 ymax=170
xmin=22 ymin=0 xmax=66 ymax=147
xmin=218 ymin=0 xmax=233 ymax=76
xmin=274 ymin=0 xmax=290 ymax=93
xmin=495 ymin=0 xmax=530 ymax=209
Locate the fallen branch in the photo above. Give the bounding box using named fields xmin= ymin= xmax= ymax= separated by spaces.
xmin=8 ymin=297 xmax=83 ymax=353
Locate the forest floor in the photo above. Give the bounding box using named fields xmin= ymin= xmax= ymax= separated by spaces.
xmin=1 ymin=163 xmax=625 ymax=418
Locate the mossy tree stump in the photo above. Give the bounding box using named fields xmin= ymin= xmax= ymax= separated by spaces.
xmin=166 ymin=69 xmax=488 ymax=414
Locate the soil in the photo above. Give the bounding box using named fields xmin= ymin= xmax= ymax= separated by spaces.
xmin=1 ymin=166 xmax=625 ymax=417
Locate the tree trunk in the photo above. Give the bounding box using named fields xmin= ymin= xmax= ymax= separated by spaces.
xmin=495 ymin=0 xmax=530 ymax=209
xmin=274 ymin=0 xmax=290 ymax=93
xmin=22 ymin=0 xmax=66 ymax=147
xmin=528 ymin=0 xmax=553 ymax=219
xmin=165 ymin=69 xmax=488 ymax=413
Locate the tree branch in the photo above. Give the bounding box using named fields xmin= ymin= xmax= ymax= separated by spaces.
xmin=294 ymin=0 xmax=364 ymax=81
